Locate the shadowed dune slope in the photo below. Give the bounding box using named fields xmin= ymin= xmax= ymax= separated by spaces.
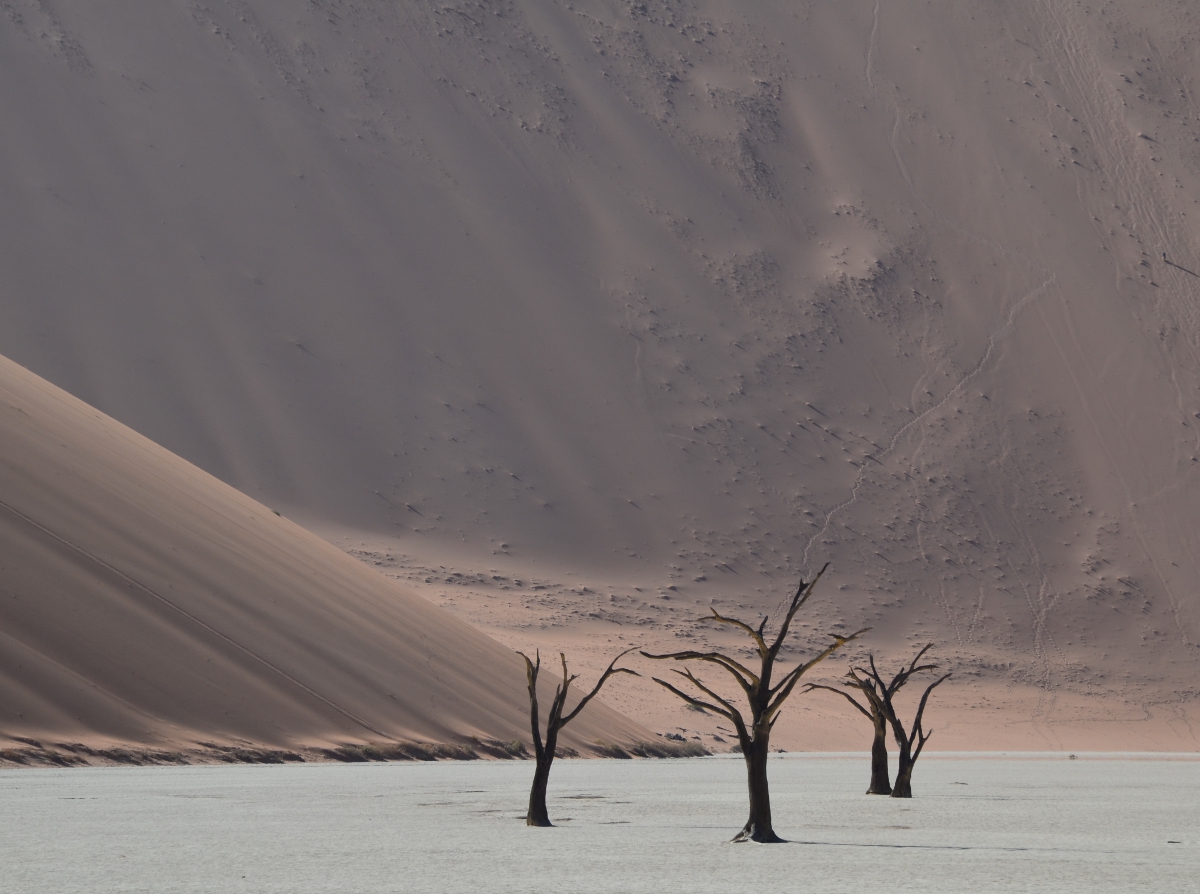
xmin=0 ymin=353 xmax=647 ymax=752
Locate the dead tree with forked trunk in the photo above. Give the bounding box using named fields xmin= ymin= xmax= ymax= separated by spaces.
xmin=642 ymin=565 xmax=868 ymax=842
xmin=805 ymin=672 xmax=894 ymax=795
xmin=517 ymin=648 xmax=638 ymax=827
xmin=811 ymin=644 xmax=949 ymax=798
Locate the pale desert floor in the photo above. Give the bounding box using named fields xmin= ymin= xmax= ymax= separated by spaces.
xmin=3 ymin=756 xmax=1196 ymax=893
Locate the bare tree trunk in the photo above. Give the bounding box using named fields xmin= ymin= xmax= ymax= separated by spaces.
xmin=886 ymin=666 xmax=948 ymax=799
xmin=891 ymin=741 xmax=914 ymax=798
xmin=736 ymin=739 xmax=783 ymax=843
xmin=868 ymin=715 xmax=892 ymax=795
xmin=526 ymin=748 xmax=554 ymax=826
xmin=805 ymin=677 xmax=893 ymax=795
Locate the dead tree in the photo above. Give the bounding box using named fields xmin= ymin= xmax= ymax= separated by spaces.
xmin=517 ymin=648 xmax=638 ymax=827
xmin=817 ymin=645 xmax=949 ymax=798
xmin=805 ymin=673 xmax=894 ymax=795
xmin=643 ymin=565 xmax=867 ymax=842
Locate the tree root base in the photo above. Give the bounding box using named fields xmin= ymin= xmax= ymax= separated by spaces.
xmin=732 ymin=828 xmax=786 ymax=844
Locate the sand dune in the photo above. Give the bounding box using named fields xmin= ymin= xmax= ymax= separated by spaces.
xmin=0 ymin=353 xmax=647 ymax=756
xmin=1 ymin=2 xmax=1198 ymax=748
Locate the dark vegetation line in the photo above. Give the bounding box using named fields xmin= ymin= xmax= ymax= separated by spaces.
xmin=0 ymin=736 xmax=707 ymax=768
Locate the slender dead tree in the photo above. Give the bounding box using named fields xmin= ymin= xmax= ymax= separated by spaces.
xmin=821 ymin=644 xmax=949 ymax=798
xmin=516 ymin=648 xmax=639 ymax=827
xmin=643 ymin=565 xmax=868 ymax=842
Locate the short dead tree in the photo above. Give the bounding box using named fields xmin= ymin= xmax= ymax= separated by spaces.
xmin=811 ymin=644 xmax=949 ymax=799
xmin=806 ymin=670 xmax=896 ymax=795
xmin=517 ymin=648 xmax=638 ymax=827
xmin=643 ymin=565 xmax=868 ymax=842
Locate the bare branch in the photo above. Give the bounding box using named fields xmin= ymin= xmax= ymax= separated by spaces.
xmin=885 ymin=643 xmax=940 ymax=696
xmin=516 ymin=650 xmax=538 ymax=681
xmin=907 ymin=643 xmax=935 ymax=675
xmin=894 ymin=663 xmax=939 ymax=683
xmin=845 ymin=664 xmax=880 ymax=692
xmin=910 ymin=673 xmax=948 ymax=764
xmin=640 ymin=649 xmax=760 ymax=695
xmin=706 ymin=609 xmax=768 ymax=656
xmin=768 ymin=626 xmax=870 ymax=710
xmin=804 ymin=682 xmax=873 ymax=720
xmin=671 ymin=667 xmax=743 ymax=720
xmin=864 ymin=654 xmax=886 ymax=692
xmin=516 ymin=650 xmax=544 ymax=757
xmin=907 ymin=672 xmax=945 ymax=763
xmin=767 ymin=627 xmax=868 ymax=720
xmin=909 ymin=672 xmax=951 ymax=755
xmin=912 ymin=726 xmax=934 ymax=763
xmin=915 ymin=672 xmax=951 ymax=717
xmin=649 ymin=675 xmax=735 ymax=723
xmin=669 ymin=668 xmax=752 ymax=744
xmin=545 ymin=652 xmax=581 ymax=730
xmin=559 ymin=652 xmax=580 ymax=693
xmin=768 ymin=563 xmax=830 ymax=656
xmin=841 ymin=666 xmax=886 ymax=719
xmin=558 ymin=647 xmax=641 ymax=727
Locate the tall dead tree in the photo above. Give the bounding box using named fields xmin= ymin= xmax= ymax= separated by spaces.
xmin=811 ymin=645 xmax=949 ymax=798
xmin=643 ymin=565 xmax=867 ymax=842
xmin=517 ymin=648 xmax=638 ymax=827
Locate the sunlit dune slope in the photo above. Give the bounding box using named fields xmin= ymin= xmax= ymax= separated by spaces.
xmin=0 ymin=353 xmax=647 ymax=752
